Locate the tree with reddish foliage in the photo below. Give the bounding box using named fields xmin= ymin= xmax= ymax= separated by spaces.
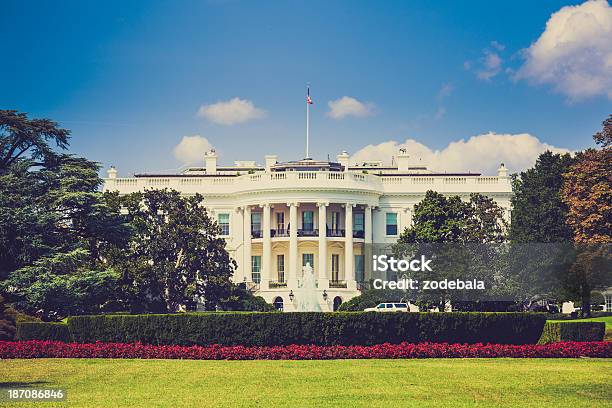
xmin=560 ymin=115 xmax=612 ymax=316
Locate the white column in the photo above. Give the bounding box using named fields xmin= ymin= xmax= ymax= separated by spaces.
xmin=288 ymin=202 xmax=298 ymax=287
xmin=404 ymin=204 xmax=415 ymax=229
xmin=318 ymin=202 xmax=328 ymax=288
xmin=262 ymin=203 xmax=271 ymax=288
xmin=365 ymin=205 xmax=373 ymax=244
xmin=345 ymin=203 xmax=354 ymax=286
xmin=243 ymin=205 xmax=252 ymax=282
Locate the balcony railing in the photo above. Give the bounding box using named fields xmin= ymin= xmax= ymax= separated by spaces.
xmin=271 ymin=228 xmax=289 ymax=237
xmin=353 ymin=230 xmax=365 ymax=239
xmin=327 ymin=229 xmax=345 ymax=237
xmin=329 ymin=280 xmax=348 ymax=288
xmin=269 ymin=280 xmax=287 ymax=288
xmin=251 ymin=230 xmax=262 ymax=239
xmin=298 ymin=229 xmax=319 ymax=237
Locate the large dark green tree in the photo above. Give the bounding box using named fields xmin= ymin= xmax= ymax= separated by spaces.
xmin=0 ymin=111 xmax=130 ymax=319
xmin=509 ymin=150 xmax=575 ymax=243
xmin=115 ymin=189 xmax=237 ymax=313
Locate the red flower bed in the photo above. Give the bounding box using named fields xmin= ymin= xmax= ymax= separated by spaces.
xmin=1 ymin=341 xmax=610 ymax=360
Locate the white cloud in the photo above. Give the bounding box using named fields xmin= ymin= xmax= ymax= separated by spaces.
xmin=477 ymin=50 xmax=503 ymax=80
xmin=173 ymin=135 xmax=214 ymax=164
xmin=197 ymin=97 xmax=266 ymax=125
xmin=437 ymin=83 xmax=454 ymax=100
xmin=327 ymin=96 xmax=374 ymax=119
xmin=464 ymin=41 xmax=506 ymax=81
xmin=350 ymin=132 xmax=570 ymax=175
xmin=516 ymin=0 xmax=612 ymax=101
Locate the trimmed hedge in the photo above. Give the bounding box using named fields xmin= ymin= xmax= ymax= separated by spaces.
xmin=538 ymin=321 xmax=605 ymax=344
xmin=16 ymin=322 xmax=72 ymax=342
xmin=36 ymin=312 xmax=552 ymax=346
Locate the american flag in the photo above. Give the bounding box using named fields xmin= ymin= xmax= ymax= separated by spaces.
xmin=306 ymin=87 xmax=313 ymax=104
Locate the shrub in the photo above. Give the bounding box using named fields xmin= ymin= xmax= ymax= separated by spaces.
xmin=338 ymin=289 xmax=407 ymax=311
xmin=0 ymin=295 xmax=16 ymax=341
xmin=16 ymin=322 xmax=72 ymax=342
xmin=1 ymin=340 xmax=610 ymax=360
xmin=538 ymin=321 xmax=605 ymax=344
xmin=219 ymin=286 xmax=276 ymax=312
xmin=52 ymin=312 xmax=549 ymax=346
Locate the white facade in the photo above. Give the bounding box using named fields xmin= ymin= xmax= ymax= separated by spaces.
xmin=103 ymin=150 xmax=513 ymax=311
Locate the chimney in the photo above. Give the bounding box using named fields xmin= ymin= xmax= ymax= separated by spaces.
xmin=107 ymin=166 xmax=117 ymax=179
xmin=397 ymin=148 xmax=410 ymax=171
xmin=497 ymin=163 xmax=508 ymax=178
xmin=205 ymin=149 xmax=217 ymax=174
xmin=265 ymin=155 xmax=278 ymax=172
xmin=337 ymin=150 xmax=349 ymax=171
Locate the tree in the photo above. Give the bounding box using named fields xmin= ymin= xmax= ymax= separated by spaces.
xmin=0 ymin=111 xmax=131 ymax=320
xmin=115 ymin=189 xmax=236 ymax=313
xmin=392 ymin=191 xmax=509 ymax=311
xmin=0 ymin=110 xmax=70 ymax=173
xmin=560 ymin=116 xmax=612 ymax=316
xmin=509 ymin=150 xmax=575 ymax=243
xmin=3 ymin=249 xmax=121 ymax=320
xmin=592 ymin=114 xmax=611 ymax=148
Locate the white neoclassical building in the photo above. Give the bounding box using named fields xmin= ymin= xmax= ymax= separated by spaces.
xmin=103 ymin=149 xmax=513 ymax=311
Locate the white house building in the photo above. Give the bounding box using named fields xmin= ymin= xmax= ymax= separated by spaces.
xmin=103 ymin=149 xmax=513 ymax=311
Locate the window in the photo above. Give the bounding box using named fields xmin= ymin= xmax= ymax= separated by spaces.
xmin=273 ymin=296 xmax=284 ymax=311
xmin=331 ymin=211 xmax=341 ymax=231
xmin=251 ymin=213 xmax=261 ymax=233
xmin=386 ymin=212 xmax=398 ymax=235
xmin=355 ymin=255 xmax=365 ymax=283
xmin=606 ymin=295 xmax=612 ymax=312
xmin=333 ymin=296 xmax=342 ymax=311
xmin=276 ymin=212 xmax=285 ymax=232
xmin=277 ymin=254 xmax=285 ymax=282
xmin=302 ymin=253 xmax=314 ymax=269
xmin=331 ymin=254 xmax=340 ymax=281
xmin=354 ymin=212 xmax=364 ymax=233
xmin=251 ymin=256 xmax=261 ymax=283
xmin=218 ymin=213 xmax=230 ymax=236
xmin=302 ymin=211 xmax=314 ymax=231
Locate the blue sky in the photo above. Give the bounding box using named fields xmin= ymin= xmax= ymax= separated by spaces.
xmin=1 ymin=0 xmax=611 ymax=175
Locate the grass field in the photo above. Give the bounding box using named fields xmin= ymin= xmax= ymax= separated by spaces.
xmin=1 ymin=358 xmax=611 ymax=407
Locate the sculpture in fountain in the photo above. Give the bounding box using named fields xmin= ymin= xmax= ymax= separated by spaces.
xmin=295 ymin=262 xmax=321 ymax=312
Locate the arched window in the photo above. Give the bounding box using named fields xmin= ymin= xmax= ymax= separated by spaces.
xmin=333 ymin=296 xmax=343 ymax=311
xmin=273 ymin=296 xmax=284 ymax=311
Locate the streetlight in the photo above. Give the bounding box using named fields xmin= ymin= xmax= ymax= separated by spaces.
xmin=289 ymin=290 xmax=295 ymax=302
xmin=322 ymin=290 xmax=328 ymax=301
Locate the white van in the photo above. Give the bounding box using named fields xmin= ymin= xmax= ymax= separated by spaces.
xmin=364 ymin=303 xmax=409 ymax=312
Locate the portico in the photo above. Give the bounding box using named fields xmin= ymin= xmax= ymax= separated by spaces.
xmin=238 ymin=201 xmax=373 ymax=294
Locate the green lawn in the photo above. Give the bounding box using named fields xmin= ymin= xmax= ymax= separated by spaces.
xmin=1 ymin=359 xmax=611 ymax=407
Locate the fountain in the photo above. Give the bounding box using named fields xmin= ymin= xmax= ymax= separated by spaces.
xmin=295 ymin=262 xmax=321 ymax=312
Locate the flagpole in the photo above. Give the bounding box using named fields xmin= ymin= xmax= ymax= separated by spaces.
xmin=306 ymin=85 xmax=310 ymax=159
